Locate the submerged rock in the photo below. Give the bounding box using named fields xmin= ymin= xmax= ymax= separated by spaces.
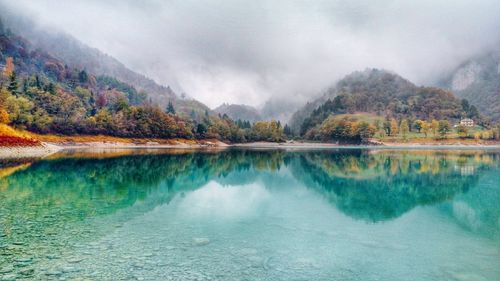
xmin=45 ymin=270 xmax=63 ymax=276
xmin=1 ymin=274 xmax=17 ymax=281
xmin=192 ymin=238 xmax=210 ymax=246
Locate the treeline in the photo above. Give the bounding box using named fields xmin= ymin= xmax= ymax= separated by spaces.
xmin=298 ymin=70 xmax=484 ymax=136
xmin=305 ymin=116 xmax=377 ymax=143
xmin=0 ymin=60 xmax=286 ymax=142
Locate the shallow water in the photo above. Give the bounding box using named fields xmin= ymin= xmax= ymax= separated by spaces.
xmin=0 ymin=148 xmax=499 ymax=280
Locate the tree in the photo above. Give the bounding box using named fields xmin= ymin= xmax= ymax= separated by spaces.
xmin=196 ymin=123 xmax=207 ymax=136
xmin=421 ymin=121 xmax=430 ymax=137
xmin=456 ymin=124 xmax=468 ymax=138
xmin=431 ymin=119 xmax=439 ymax=137
xmin=284 ymin=124 xmax=292 ymax=137
xmin=190 ymin=110 xmax=196 ymax=120
xmin=3 ymin=57 xmax=14 ymax=78
xmin=383 ymin=118 xmax=391 ymax=135
xmin=438 ymin=120 xmax=451 ymax=138
xmin=22 ymin=78 xmax=29 ymax=95
xmin=358 ymin=121 xmax=376 ymax=141
xmin=0 ymin=108 xmax=9 ymax=124
xmin=167 ymin=101 xmax=176 ymax=114
xmin=468 ymin=105 xmax=479 ymax=118
xmin=461 ymin=99 xmax=470 ymax=115
xmin=7 ymin=71 xmax=18 ymax=94
xmin=78 ymin=70 xmax=89 ymax=83
xmin=390 ymin=119 xmax=398 ymax=136
xmin=413 ymin=120 xmax=424 ymax=133
xmin=400 ymin=119 xmax=409 ymax=140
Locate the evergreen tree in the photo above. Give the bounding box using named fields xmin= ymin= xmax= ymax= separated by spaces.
xmin=78 ymin=70 xmax=89 ymax=83
xmin=22 ymin=78 xmax=28 ymax=95
xmin=35 ymin=75 xmax=41 ymax=89
xmin=7 ymin=71 xmax=18 ymax=94
xmin=167 ymin=101 xmax=176 ymax=114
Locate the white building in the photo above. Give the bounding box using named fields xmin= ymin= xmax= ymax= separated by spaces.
xmin=459 ymin=118 xmax=474 ymax=127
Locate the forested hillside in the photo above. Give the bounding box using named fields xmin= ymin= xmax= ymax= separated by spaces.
xmin=0 ymin=22 xmax=191 ymax=138
xmin=0 ymin=8 xmax=209 ymax=119
xmin=0 ymin=18 xmax=288 ymax=143
xmin=292 ymin=69 xmax=484 ymax=142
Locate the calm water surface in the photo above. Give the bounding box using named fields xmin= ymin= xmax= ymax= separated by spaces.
xmin=0 ymin=148 xmax=499 ymax=280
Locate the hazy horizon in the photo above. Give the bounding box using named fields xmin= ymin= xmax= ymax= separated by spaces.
xmin=2 ymin=0 xmax=500 ymax=109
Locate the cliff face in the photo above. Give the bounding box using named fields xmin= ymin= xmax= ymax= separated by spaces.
xmin=443 ymin=51 xmax=500 ymax=121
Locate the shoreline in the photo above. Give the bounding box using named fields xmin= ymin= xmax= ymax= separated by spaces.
xmin=1 ymin=140 xmax=500 ymax=159
xmin=0 ymin=143 xmax=61 ymax=159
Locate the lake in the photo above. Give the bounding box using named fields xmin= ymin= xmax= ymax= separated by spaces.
xmin=0 ymin=148 xmax=499 ymax=280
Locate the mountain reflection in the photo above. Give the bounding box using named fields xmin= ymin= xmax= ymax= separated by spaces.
xmin=0 ymin=149 xmax=498 ymax=246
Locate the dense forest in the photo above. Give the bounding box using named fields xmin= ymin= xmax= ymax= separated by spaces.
xmin=292 ymin=69 xmax=500 ymax=142
xmin=0 ymin=19 xmax=286 ymax=143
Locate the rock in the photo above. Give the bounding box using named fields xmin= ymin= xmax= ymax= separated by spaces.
xmin=14 ymin=262 xmax=31 ymax=267
xmin=19 ymin=268 xmax=34 ymax=276
xmin=46 ymin=254 xmax=60 ymax=259
xmin=61 ymin=266 xmax=80 ymax=273
xmin=1 ymin=274 xmax=17 ymax=281
xmin=246 ymin=256 xmax=264 ymax=268
xmin=68 ymin=258 xmax=84 ymax=263
xmin=239 ymin=248 xmax=258 ymax=256
xmin=15 ymin=257 xmax=33 ymax=263
xmin=192 ymin=238 xmax=210 ymax=246
xmin=45 ymin=270 xmax=63 ymax=276
xmin=0 ymin=266 xmax=14 ymax=273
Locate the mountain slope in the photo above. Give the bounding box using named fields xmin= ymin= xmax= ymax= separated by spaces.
xmin=0 ymin=19 xmax=194 ymax=138
xmin=292 ymin=69 xmax=476 ymax=135
xmin=441 ymin=50 xmax=500 ymax=121
xmin=290 ymin=69 xmax=413 ymax=132
xmin=214 ymin=103 xmax=262 ymax=122
xmin=0 ymin=9 xmax=210 ymax=118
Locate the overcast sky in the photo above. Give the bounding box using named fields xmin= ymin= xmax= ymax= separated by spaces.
xmin=2 ymin=0 xmax=500 ymax=108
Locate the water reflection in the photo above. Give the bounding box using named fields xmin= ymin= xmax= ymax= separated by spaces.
xmin=0 ymin=149 xmax=499 ymax=280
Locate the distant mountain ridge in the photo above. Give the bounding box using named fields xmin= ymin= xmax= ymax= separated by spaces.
xmin=214 ymin=103 xmax=262 ymax=122
xmin=440 ymin=50 xmax=500 ymax=121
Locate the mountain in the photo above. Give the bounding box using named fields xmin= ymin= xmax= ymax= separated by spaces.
xmin=0 ymin=8 xmax=210 ymax=118
xmin=440 ymin=50 xmax=500 ymax=121
xmin=0 ymin=19 xmax=196 ymax=138
xmin=292 ymin=69 xmax=477 ymax=136
xmin=214 ymin=103 xmax=262 ymax=122
xmin=0 ymin=16 xmax=289 ymax=143
xmin=259 ymin=98 xmax=303 ymax=124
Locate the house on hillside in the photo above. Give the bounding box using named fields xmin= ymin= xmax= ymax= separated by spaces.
xmin=459 ymin=118 xmax=474 ymax=127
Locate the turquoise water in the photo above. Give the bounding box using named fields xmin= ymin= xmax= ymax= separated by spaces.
xmin=0 ymin=148 xmax=499 ymax=280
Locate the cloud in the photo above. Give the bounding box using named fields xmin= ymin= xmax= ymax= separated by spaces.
xmin=2 ymin=0 xmax=500 ymax=108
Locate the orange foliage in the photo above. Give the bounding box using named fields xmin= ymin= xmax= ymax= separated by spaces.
xmin=3 ymin=57 xmax=14 ymax=77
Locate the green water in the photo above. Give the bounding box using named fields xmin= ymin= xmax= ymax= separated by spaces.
xmin=0 ymin=148 xmax=499 ymax=280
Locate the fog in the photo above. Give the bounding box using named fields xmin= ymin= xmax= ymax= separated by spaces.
xmin=2 ymin=0 xmax=500 ymax=108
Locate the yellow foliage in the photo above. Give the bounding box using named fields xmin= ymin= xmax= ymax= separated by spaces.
xmin=0 ymin=108 xmax=9 ymax=124
xmin=0 ymin=123 xmax=29 ymax=138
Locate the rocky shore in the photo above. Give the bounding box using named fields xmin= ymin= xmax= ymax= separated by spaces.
xmin=0 ymin=143 xmax=61 ymax=159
